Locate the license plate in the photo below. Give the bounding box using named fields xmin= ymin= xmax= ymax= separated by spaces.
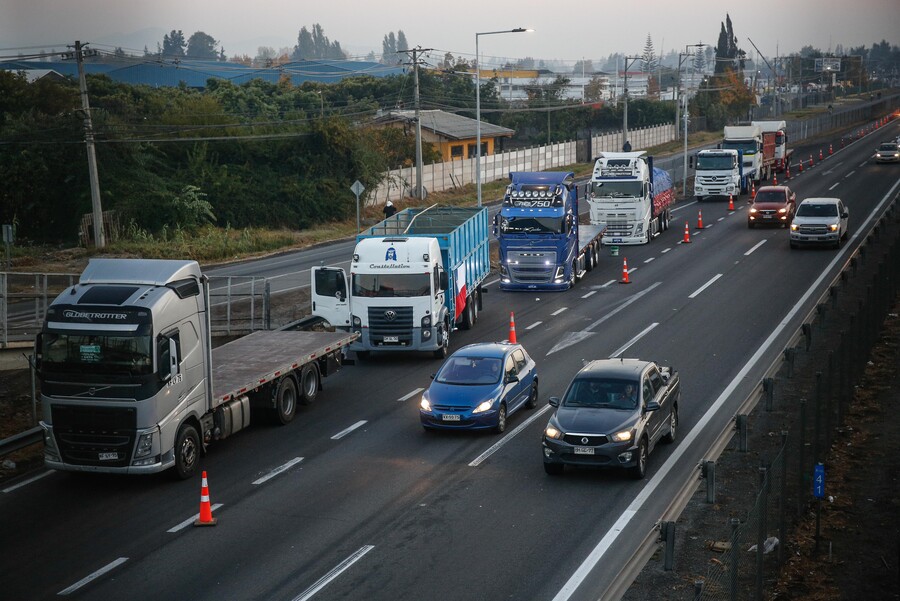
xmin=612 ymin=238 xmax=623 ymax=243
xmin=763 ymin=215 xmax=773 ymax=219
xmin=441 ymin=414 xmax=460 ymax=422
xmin=574 ymin=446 xmax=594 ymax=455
xmin=99 ymin=452 xmax=118 ymax=461
xmin=384 ymin=336 xmax=399 ymax=343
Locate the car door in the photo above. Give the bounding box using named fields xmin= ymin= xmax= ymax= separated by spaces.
xmin=503 ymin=354 xmax=525 ymax=412
xmin=642 ymin=375 xmax=663 ymax=445
xmin=511 ymin=348 xmax=532 ymax=410
xmin=839 ymin=201 xmax=849 ymax=236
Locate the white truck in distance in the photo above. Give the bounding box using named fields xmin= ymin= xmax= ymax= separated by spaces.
xmin=36 ymin=259 xmax=357 ymax=479
xmin=752 ymin=120 xmax=793 ymax=173
xmin=587 ymin=151 xmax=675 ymax=245
xmin=692 ymin=148 xmax=746 ymax=201
xmin=723 ymin=124 xmax=774 ymax=185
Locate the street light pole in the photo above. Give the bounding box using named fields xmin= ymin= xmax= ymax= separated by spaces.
xmin=476 ymin=27 xmax=531 ymax=207
xmin=622 ymin=56 xmax=641 ymax=151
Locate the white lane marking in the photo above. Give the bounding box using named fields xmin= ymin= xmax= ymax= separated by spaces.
xmin=291 ymin=545 xmax=375 ymax=601
xmin=527 ymin=321 xmax=543 ymax=330
xmin=58 ymin=558 xmax=129 ymax=595
xmin=331 ymin=420 xmax=367 ymax=440
xmin=253 ymin=457 xmax=304 ymax=485
xmin=2 ymin=470 xmax=52 ymax=493
xmin=671 ymin=200 xmax=697 ymax=212
xmin=858 ymin=162 xmax=867 ymax=168
xmin=547 ymin=331 xmax=596 ymax=355
xmin=627 ymin=267 xmax=637 ymax=274
xmin=469 ymin=405 xmax=552 ymax=467
xmin=717 ymin=217 xmax=725 ymax=222
xmin=845 ymin=170 xmax=856 ymax=178
xmin=551 ymin=175 xmax=900 ymax=601
xmin=745 ymin=240 xmax=767 ymax=256
xmin=601 ymin=280 xmax=616 ymax=288
xmin=581 ymin=291 xmax=597 ymax=299
xmin=167 ymin=503 xmax=225 ymax=533
xmin=829 ymin=182 xmax=840 ymax=190
xmin=703 ymin=223 xmax=714 ymax=229
xmin=643 ymin=257 xmax=655 ymax=264
xmin=688 ymin=273 xmax=723 ymax=299
xmin=484 ymin=277 xmax=500 ymax=287
xmin=398 ymin=388 xmax=424 ymax=402
xmin=585 ymin=282 xmax=662 ymax=331
xmin=609 ymin=323 xmax=659 ymax=358
xmin=661 ymin=247 xmax=672 ymax=254
xmin=551 ymin=307 xmax=568 ymax=316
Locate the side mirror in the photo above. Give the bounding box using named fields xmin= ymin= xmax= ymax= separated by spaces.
xmin=688 ymin=155 xmax=694 ymax=169
xmin=841 ymin=211 xmax=849 ymax=218
xmin=645 ymin=400 xmax=661 ymax=413
xmin=548 ymin=396 xmax=560 ymax=407
xmin=34 ymin=333 xmax=43 ymax=370
xmin=506 ymin=374 xmax=519 ymax=384
xmin=439 ymin=272 xmax=448 ymax=292
xmin=430 ymin=373 xmax=436 ymax=380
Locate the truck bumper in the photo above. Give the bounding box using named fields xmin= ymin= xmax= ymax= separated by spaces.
xmin=499 ymin=278 xmax=571 ymax=292
xmin=350 ymin=326 xmax=440 ymax=352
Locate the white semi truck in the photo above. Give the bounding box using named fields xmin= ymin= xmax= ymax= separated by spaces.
xmin=691 ymin=148 xmax=747 ymax=201
xmin=36 ymin=259 xmax=357 ymax=478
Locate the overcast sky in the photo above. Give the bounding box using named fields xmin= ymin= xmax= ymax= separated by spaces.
xmin=2 ymin=0 xmax=898 ymax=66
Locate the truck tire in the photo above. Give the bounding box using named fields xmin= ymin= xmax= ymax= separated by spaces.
xmin=299 ymin=364 xmax=319 ymax=405
xmin=460 ymin=296 xmax=476 ymax=330
xmin=172 ymin=422 xmax=200 ymax=480
xmin=585 ymin=245 xmax=594 ymax=271
xmin=272 ymin=376 xmax=298 ymax=424
xmin=628 ymin=437 xmax=648 ymax=480
xmin=433 ymin=320 xmax=449 ymax=359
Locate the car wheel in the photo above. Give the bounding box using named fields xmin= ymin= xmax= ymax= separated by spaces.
xmin=662 ymin=406 xmax=678 ymax=444
xmin=172 ymin=422 xmax=200 ymax=480
xmin=271 ymin=376 xmax=298 ymax=424
xmin=525 ymin=381 xmax=538 ymax=409
xmin=544 ymin=461 xmax=564 ymax=475
xmin=494 ymin=403 xmax=507 ymax=434
xmin=628 ymin=438 xmax=648 ymax=480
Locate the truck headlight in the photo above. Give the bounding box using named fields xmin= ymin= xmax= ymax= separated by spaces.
xmin=554 ymin=266 xmax=565 ymax=279
xmin=829 ymin=224 xmax=839 ymax=231
xmin=790 ymin=224 xmax=799 ymax=231
xmin=778 ymin=208 xmax=787 ymax=214
xmin=135 ymin=430 xmax=156 ymax=458
xmin=352 ymin=315 xmax=361 ymax=328
xmin=612 ymin=429 xmax=633 ymax=442
xmin=421 ymin=315 xmax=431 ymax=328
xmin=749 ymin=207 xmax=758 ymax=214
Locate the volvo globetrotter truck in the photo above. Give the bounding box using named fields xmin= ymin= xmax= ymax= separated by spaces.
xmin=312 ymin=205 xmax=490 ymax=359
xmin=587 ymin=151 xmax=675 ymax=244
xmin=495 ymin=171 xmax=605 ymax=291
xmin=36 ymin=259 xmax=357 ymax=479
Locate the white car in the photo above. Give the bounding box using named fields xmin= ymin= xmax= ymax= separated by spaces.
xmin=790 ymin=198 xmax=849 ymax=249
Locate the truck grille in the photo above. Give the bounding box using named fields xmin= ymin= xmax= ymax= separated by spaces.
xmin=797 ymin=224 xmax=829 ymax=234
xmin=51 ymin=405 xmax=136 ymax=467
xmin=605 ymin=220 xmax=632 ymax=234
xmin=697 ymin=175 xmax=728 ymax=184
xmin=507 ymin=250 xmax=556 ymax=283
xmin=367 ymin=306 xmax=414 ymax=345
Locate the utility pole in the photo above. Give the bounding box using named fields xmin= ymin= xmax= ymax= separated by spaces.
xmin=72 ymin=41 xmax=105 ymax=248
xmin=399 ymin=46 xmax=432 ymax=199
xmin=622 ymin=56 xmax=641 ymax=150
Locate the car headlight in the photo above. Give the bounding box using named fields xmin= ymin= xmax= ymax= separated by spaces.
xmin=472 ymin=400 xmax=494 ymax=414
xmin=778 ymin=207 xmax=787 ymax=214
xmin=544 ymin=424 xmax=563 ymax=439
xmin=749 ymin=207 xmax=757 ymax=214
xmin=829 ymin=224 xmax=839 ymax=231
xmin=420 ymin=392 xmax=431 ymax=412
xmin=790 ymin=223 xmax=799 ymax=231
xmin=612 ymin=429 xmax=633 ymax=442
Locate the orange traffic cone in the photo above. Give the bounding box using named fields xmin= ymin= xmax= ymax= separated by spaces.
xmin=683 ymin=222 xmax=691 ymax=243
xmin=798 ymin=158 xmax=803 ymax=173
xmin=620 ymin=257 xmax=630 ymax=284
xmin=508 ymin=312 xmax=517 ymax=344
xmin=750 ymin=180 xmax=756 ymax=199
xmin=786 ymin=163 xmax=791 ymax=180
xmin=809 ymin=154 xmax=814 ymax=168
xmin=194 ymin=471 xmax=217 ymax=527
xmin=728 ymin=195 xmax=735 ymax=211
xmin=829 ymin=143 xmax=833 ymax=155
xmin=819 ymin=149 xmax=824 ymax=161
xmin=773 ymin=172 xmax=778 ymax=186
xmin=697 ymin=210 xmax=704 ymax=229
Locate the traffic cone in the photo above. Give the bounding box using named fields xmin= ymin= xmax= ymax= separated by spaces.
xmin=194 ymin=471 xmax=217 ymax=527
xmin=786 ymin=163 xmax=791 ymax=180
xmin=841 ymin=137 xmax=845 ymax=148
xmin=620 ymin=257 xmax=630 ymax=284
xmin=697 ymin=210 xmax=704 ymax=229
xmin=728 ymin=195 xmax=735 ymax=211
xmin=819 ymin=149 xmax=824 ymax=161
xmin=798 ymin=158 xmax=803 ymax=173
xmin=683 ymin=222 xmax=691 ymax=243
xmin=773 ymin=172 xmax=778 ymax=186
xmin=508 ymin=312 xmax=517 ymax=343
xmin=809 ymin=154 xmax=814 ymax=168
xmin=829 ymin=143 xmax=833 ymax=155
xmin=750 ymin=180 xmax=756 ymax=199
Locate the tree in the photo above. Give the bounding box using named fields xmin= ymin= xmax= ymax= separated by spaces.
xmin=584 ymin=75 xmax=606 ymax=102
xmin=382 ymin=32 xmax=398 ymax=64
xmin=714 ymin=14 xmax=745 ymax=74
xmin=641 ymin=34 xmax=658 ymax=73
xmin=162 ymin=30 xmax=186 ymax=57
xmin=572 ymin=59 xmax=594 ymax=75
xmin=396 ymin=30 xmax=409 ymax=52
xmin=186 ymin=31 xmax=219 ymax=59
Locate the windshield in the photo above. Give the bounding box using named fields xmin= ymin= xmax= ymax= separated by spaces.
xmin=562 ymin=377 xmax=639 ymax=409
xmin=878 ymin=144 xmax=898 ymax=151
xmin=42 ymin=330 xmax=153 ymax=375
xmin=500 ymin=216 xmax=564 ymax=234
xmin=796 ymin=203 xmax=838 ymax=217
xmin=352 ymin=273 xmax=431 ymax=297
xmin=696 ymin=155 xmax=735 ymax=170
xmin=723 ymin=141 xmax=757 ymax=155
xmin=436 ymin=356 xmax=502 ymax=385
xmin=753 ymin=191 xmax=786 ymax=203
xmin=590 ymin=180 xmax=642 ymax=199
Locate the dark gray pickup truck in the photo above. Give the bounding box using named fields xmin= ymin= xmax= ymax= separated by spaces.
xmin=541 ymin=358 xmax=680 ymax=479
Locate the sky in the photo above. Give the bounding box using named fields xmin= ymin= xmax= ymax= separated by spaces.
xmin=2 ymin=0 xmax=898 ymax=67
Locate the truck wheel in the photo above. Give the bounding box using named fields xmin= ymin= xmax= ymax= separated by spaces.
xmin=460 ymin=297 xmax=475 ymax=330
xmin=662 ymin=406 xmax=678 ymax=443
xmin=299 ymin=365 xmax=319 ymax=405
xmin=628 ymin=438 xmax=648 ymax=480
xmin=471 ymin=291 xmax=479 ymax=324
xmin=433 ymin=321 xmax=449 ymax=359
xmin=593 ymin=244 xmax=600 ymax=267
xmin=585 ymin=245 xmax=594 ymax=271
xmin=272 ymin=376 xmax=298 ymax=424
xmin=172 ymin=423 xmax=200 ymax=480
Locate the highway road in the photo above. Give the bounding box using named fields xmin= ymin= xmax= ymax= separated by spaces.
xmin=2 ymin=120 xmax=899 ymax=601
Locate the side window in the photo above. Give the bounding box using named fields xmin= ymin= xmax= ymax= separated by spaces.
xmin=315 ymin=269 xmax=346 ymax=300
xmin=505 ymin=355 xmax=517 ymax=377
xmin=642 ymin=379 xmax=654 ymax=404
xmin=450 ymin=145 xmax=464 ymax=159
xmin=512 ymin=349 xmax=527 ymax=372
xmin=648 ymin=369 xmax=664 ymax=396
xmin=433 ymin=266 xmax=440 ymax=295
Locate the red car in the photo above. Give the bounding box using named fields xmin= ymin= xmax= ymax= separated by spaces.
xmin=748 ymin=185 xmax=796 ymax=228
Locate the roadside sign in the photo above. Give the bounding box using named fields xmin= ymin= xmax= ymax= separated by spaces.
xmin=2 ymin=224 xmax=12 ymax=243
xmin=350 ymin=180 xmax=365 ymax=196
xmin=813 ymin=463 xmax=825 ymax=498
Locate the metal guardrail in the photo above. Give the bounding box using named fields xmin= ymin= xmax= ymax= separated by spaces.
xmin=0 ymin=426 xmax=42 ymax=458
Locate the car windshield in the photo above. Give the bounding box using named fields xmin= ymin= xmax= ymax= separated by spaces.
xmin=878 ymin=144 xmax=897 ymax=151
xmin=754 ymin=191 xmax=786 ymax=203
xmin=796 ymin=203 xmax=838 ymax=217
xmin=561 ymin=378 xmax=638 ymax=409
xmin=435 ymin=356 xmax=502 ymax=385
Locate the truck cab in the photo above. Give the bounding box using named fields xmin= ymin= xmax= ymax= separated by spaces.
xmin=723 ymin=125 xmax=769 ymax=183
xmin=692 ymin=149 xmax=746 ymax=200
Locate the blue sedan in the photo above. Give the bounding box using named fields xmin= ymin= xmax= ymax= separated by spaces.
xmin=419 ymin=342 xmax=538 ymax=433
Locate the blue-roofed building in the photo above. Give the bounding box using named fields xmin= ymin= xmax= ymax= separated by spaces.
xmin=0 ymin=57 xmax=405 ymax=88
